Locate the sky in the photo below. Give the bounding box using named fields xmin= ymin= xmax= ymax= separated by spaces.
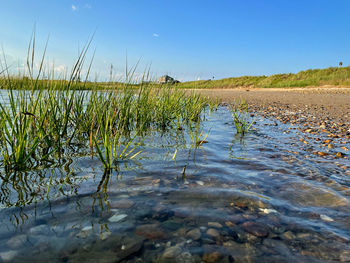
xmin=0 ymin=0 xmax=350 ymax=82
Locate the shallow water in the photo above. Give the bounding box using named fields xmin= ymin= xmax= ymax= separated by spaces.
xmin=0 ymin=105 xmax=350 ymax=262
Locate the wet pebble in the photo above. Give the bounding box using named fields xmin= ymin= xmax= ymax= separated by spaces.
xmin=29 ymin=224 xmax=50 ymax=235
xmin=111 ymin=199 xmax=135 ymax=209
xmin=7 ymin=234 xmax=27 ymax=249
xmin=0 ymin=250 xmax=18 ymax=262
xmin=208 ymin=222 xmax=223 ymax=228
xmin=186 ymin=228 xmax=201 ymax=241
xmin=108 ymin=214 xmax=128 ymax=223
xmin=206 ymin=228 xmax=220 ymax=238
xmin=135 ymin=224 xmax=166 ymax=240
xmin=202 ymin=252 xmax=222 ymax=263
xmin=241 ymin=221 xmax=269 ymax=237
xmin=162 ymin=245 xmax=182 ymax=259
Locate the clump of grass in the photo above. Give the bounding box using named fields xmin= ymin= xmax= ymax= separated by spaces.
xmin=231 ymin=98 xmax=254 ymax=135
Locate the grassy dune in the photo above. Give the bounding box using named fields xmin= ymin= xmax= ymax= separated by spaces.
xmin=175 ymin=66 xmax=350 ymax=89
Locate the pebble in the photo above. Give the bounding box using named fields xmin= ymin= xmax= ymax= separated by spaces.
xmin=186 ymin=228 xmax=201 ymax=241
xmin=340 ymin=251 xmax=350 ymax=262
xmin=29 ymin=224 xmax=50 ymax=235
xmin=111 ymin=199 xmax=135 ymax=209
xmin=196 ymin=181 xmax=205 ymax=186
xmin=108 ymin=214 xmax=128 ymax=223
xmin=259 ymin=208 xmax=278 ymax=214
xmin=282 ymin=231 xmax=296 ymax=240
xmin=202 ymin=252 xmax=222 ymax=263
xmin=7 ymin=235 xmax=27 ymax=249
xmin=0 ymin=250 xmax=18 ymax=262
xmin=206 ymin=228 xmax=220 ymax=238
xmin=162 ymin=245 xmax=182 ymax=259
xmin=320 ymin=214 xmax=334 ymax=222
xmin=241 ymin=221 xmax=269 ymax=237
xmin=208 ymin=222 xmax=223 ymax=228
xmin=135 ymin=224 xmax=166 ymax=240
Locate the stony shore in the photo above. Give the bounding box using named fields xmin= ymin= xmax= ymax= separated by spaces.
xmin=194 ymin=87 xmax=350 ymax=160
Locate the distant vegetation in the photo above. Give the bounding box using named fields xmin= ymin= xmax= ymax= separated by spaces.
xmin=2 ymin=66 xmax=350 ymax=91
xmin=175 ymin=66 xmax=350 ymax=89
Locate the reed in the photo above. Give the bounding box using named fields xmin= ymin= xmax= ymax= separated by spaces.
xmin=231 ymin=98 xmax=254 ymax=135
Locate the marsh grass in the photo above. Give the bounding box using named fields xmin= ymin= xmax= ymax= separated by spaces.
xmin=231 ymin=98 xmax=254 ymax=135
xmin=0 ymin=36 xmax=212 ymax=174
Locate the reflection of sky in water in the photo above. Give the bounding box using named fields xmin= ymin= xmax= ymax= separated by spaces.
xmin=0 ymin=106 xmax=350 ymax=262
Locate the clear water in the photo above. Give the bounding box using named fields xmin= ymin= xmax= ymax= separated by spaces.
xmin=0 ymin=103 xmax=350 ymax=262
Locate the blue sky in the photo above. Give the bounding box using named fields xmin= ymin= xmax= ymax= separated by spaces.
xmin=1 ymin=0 xmax=350 ymax=81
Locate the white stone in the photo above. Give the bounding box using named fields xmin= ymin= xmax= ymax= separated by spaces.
xmin=320 ymin=214 xmax=334 ymax=222
xmin=0 ymin=250 xmax=18 ymax=262
xmin=108 ymin=214 xmax=128 ymax=223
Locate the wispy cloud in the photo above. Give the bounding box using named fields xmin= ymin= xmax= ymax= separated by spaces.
xmin=71 ymin=4 xmax=77 ymax=11
xmin=153 ymin=33 xmax=159 ymax=37
xmin=84 ymin=4 xmax=92 ymax=9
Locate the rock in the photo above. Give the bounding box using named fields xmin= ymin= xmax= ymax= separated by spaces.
xmin=241 ymin=222 xmax=269 ymax=237
xmin=208 ymin=222 xmax=223 ymax=228
xmin=111 ymin=199 xmax=135 ymax=209
xmin=29 ymin=224 xmax=50 ymax=235
xmin=320 ymin=214 xmax=334 ymax=222
xmin=7 ymin=235 xmax=27 ymax=249
xmin=115 ymin=236 xmax=144 ymax=262
xmin=108 ymin=214 xmax=128 ymax=223
xmin=162 ymin=246 xmax=182 ymax=259
xmin=206 ymin=228 xmax=220 ymax=238
xmin=202 ymin=252 xmax=222 ymax=263
xmin=340 ymin=250 xmax=350 ymax=262
xmin=76 ymin=230 xmax=91 ymax=239
xmin=178 ymin=252 xmax=195 ymax=263
xmin=282 ymin=231 xmax=295 ymax=240
xmin=196 ymin=181 xmax=205 ymax=186
xmin=186 ymin=228 xmax=201 ymax=241
xmin=0 ymin=250 xmax=18 ymax=262
xmin=336 ymin=152 xmax=344 ymax=158
xmin=135 ymin=224 xmax=166 ymax=240
xmin=259 ymin=208 xmax=278 ymax=214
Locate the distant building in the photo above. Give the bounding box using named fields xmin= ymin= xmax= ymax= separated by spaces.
xmin=158 ymin=75 xmax=179 ymax=84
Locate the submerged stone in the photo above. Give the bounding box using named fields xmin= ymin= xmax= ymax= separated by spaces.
xmin=241 ymin=222 xmax=268 ymax=237
xmin=108 ymin=214 xmax=128 ymax=223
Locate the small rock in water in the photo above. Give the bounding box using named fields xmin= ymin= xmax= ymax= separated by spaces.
xmin=29 ymin=224 xmax=50 ymax=235
xmin=320 ymin=214 xmax=334 ymax=222
xmin=202 ymin=252 xmax=222 ymax=263
xmin=135 ymin=224 xmax=166 ymax=240
xmin=111 ymin=199 xmax=135 ymax=209
xmin=196 ymin=181 xmax=204 ymax=186
xmin=206 ymin=228 xmax=220 ymax=238
xmin=259 ymin=208 xmax=278 ymax=214
xmin=340 ymin=250 xmax=350 ymax=262
xmin=0 ymin=250 xmax=18 ymax=262
xmin=282 ymin=231 xmax=295 ymax=240
xmin=7 ymin=235 xmax=27 ymax=249
xmin=108 ymin=214 xmax=128 ymax=223
xmin=242 ymin=221 xmax=269 ymax=237
xmin=186 ymin=228 xmax=201 ymax=241
xmin=208 ymin=222 xmax=223 ymax=228
xmin=162 ymin=245 xmax=182 ymax=259
xmin=82 ymin=226 xmax=93 ymax=231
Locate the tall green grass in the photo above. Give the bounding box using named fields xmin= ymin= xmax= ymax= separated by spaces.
xmin=0 ymin=36 xmax=212 ymax=174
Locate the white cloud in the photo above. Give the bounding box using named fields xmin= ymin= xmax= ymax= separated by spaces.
xmin=153 ymin=33 xmax=159 ymax=37
xmin=84 ymin=4 xmax=92 ymax=9
xmin=71 ymin=5 xmax=77 ymax=11
xmin=55 ymin=65 xmax=66 ymax=73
